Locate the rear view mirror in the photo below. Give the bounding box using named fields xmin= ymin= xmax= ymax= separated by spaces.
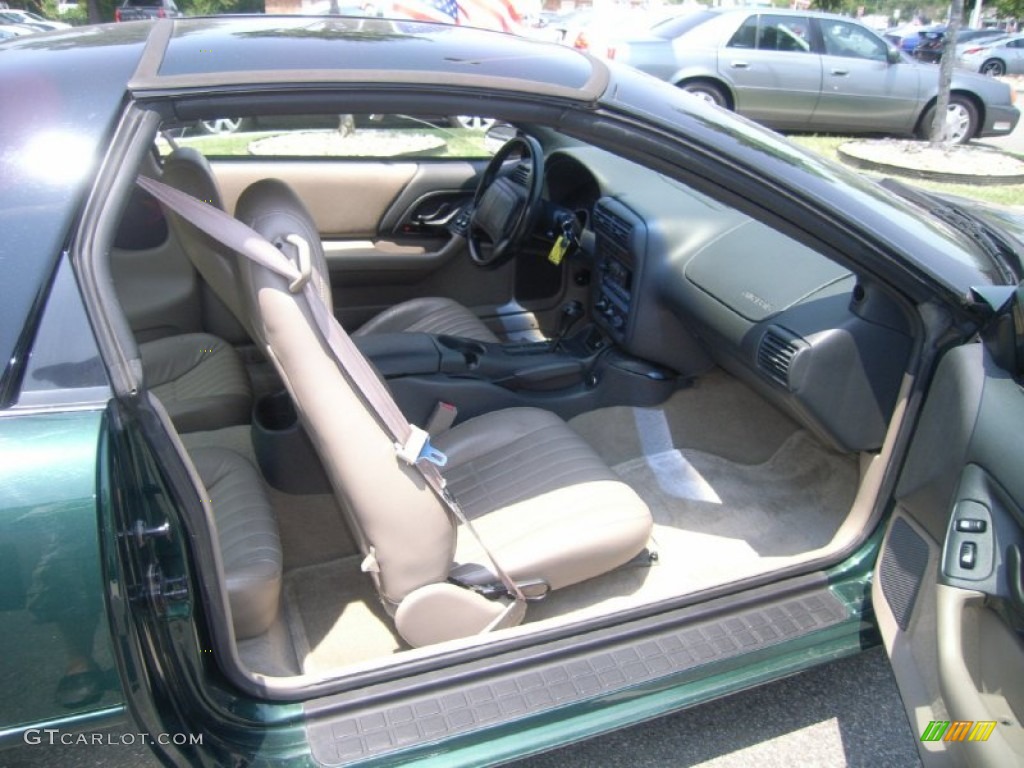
xmin=887 ymin=48 xmax=903 ymax=65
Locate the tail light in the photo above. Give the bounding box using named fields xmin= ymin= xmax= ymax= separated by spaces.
xmin=962 ymin=46 xmax=985 ymax=55
xmin=573 ymin=31 xmax=589 ymax=51
xmin=157 ymin=7 xmax=166 ymax=16
xmin=114 ymin=7 xmax=121 ymax=20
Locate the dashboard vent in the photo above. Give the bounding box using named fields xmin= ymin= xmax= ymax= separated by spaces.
xmin=593 ymin=204 xmax=633 ymax=247
xmin=510 ymin=164 xmax=531 ymax=186
xmin=757 ymin=328 xmax=804 ymax=389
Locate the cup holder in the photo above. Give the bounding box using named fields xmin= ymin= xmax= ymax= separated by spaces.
xmin=437 ymin=335 xmax=487 ymax=369
xmin=251 ymin=390 xmax=331 ymax=495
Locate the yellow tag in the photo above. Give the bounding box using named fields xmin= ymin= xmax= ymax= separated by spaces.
xmin=547 ymin=234 xmax=570 ymax=266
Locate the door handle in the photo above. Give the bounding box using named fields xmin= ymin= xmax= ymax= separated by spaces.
xmin=730 ymin=60 xmax=749 ymax=69
xmin=830 ymin=68 xmax=849 ymax=76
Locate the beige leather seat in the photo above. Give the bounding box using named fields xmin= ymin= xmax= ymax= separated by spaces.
xmin=139 ymin=333 xmax=251 ymax=433
xmin=190 ymin=446 xmax=283 ymax=640
xmin=232 ymin=179 xmax=652 ymax=647
xmin=161 ymin=147 xmax=497 ymax=344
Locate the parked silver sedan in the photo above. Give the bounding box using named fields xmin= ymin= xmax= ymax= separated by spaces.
xmin=959 ymin=33 xmax=1024 ymax=76
xmin=611 ymin=8 xmax=1019 ymax=143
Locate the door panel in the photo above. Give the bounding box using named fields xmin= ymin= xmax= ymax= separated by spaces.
xmin=814 ymin=20 xmax=920 ymax=133
xmin=875 ymin=343 xmax=1024 ymax=766
xmin=721 ymin=14 xmax=821 ymax=129
xmin=205 ymin=157 xmax=559 ymax=335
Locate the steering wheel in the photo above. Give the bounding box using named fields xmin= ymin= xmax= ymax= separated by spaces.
xmin=466 ymin=135 xmax=545 ymax=268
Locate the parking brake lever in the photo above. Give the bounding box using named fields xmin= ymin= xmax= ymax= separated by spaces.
xmin=549 ymin=300 xmax=584 ymax=352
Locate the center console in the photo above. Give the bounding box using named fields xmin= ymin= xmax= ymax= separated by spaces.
xmin=354 ymin=330 xmax=676 ymax=429
xmin=592 ymin=199 xmax=644 ymax=345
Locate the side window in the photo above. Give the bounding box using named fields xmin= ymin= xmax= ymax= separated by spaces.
xmin=821 ymin=21 xmax=888 ymax=61
xmin=158 ymin=113 xmax=499 ymax=160
xmin=758 ymin=14 xmax=811 ymax=53
xmin=727 ymin=16 xmax=758 ymax=49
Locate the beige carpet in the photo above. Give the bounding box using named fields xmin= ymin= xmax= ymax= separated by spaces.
xmin=283 ymin=556 xmax=405 ymax=675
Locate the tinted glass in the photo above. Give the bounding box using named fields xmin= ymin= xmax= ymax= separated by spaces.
xmin=821 ymin=20 xmax=888 ymax=61
xmin=758 ymin=15 xmax=811 ymax=53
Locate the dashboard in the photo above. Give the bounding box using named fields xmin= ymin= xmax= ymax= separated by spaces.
xmin=543 ymin=147 xmax=913 ymax=453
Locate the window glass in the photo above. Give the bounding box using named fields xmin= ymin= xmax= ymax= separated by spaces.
xmin=727 ymin=15 xmax=758 ymax=49
xmin=757 ymin=15 xmax=811 ymax=53
xmin=158 ymin=113 xmax=499 ymax=159
xmin=821 ymin=20 xmax=888 ymax=61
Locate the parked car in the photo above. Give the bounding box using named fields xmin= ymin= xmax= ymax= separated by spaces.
xmin=114 ymin=0 xmax=181 ymax=21
xmin=884 ymin=21 xmax=944 ymax=53
xmin=2 ymin=15 xmax=1024 ymax=768
xmin=0 ymin=8 xmax=71 ymax=30
xmin=959 ymin=32 xmax=1024 ymax=76
xmin=908 ymin=27 xmax=1011 ymax=64
xmin=609 ymin=8 xmax=1019 ymax=143
xmin=0 ymin=21 xmax=35 ymax=37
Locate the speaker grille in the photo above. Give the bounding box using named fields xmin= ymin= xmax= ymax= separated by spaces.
xmin=879 ymin=517 xmax=930 ymax=631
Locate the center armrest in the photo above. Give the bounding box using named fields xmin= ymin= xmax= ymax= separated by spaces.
xmin=353 ymin=332 xmax=441 ymax=377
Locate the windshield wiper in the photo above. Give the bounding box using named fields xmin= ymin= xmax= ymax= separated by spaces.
xmin=881 ymin=179 xmax=1022 ymax=285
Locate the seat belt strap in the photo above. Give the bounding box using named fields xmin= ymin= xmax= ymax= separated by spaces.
xmin=137 ymin=175 xmax=527 ymax=609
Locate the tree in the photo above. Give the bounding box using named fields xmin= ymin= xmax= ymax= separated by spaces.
xmin=995 ymin=0 xmax=1024 ymax=19
xmin=931 ymin=0 xmax=964 ymax=145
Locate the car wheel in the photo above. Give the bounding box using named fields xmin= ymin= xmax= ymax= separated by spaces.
xmin=980 ymin=59 xmax=1006 ymax=77
xmin=917 ymin=95 xmax=979 ymax=144
xmin=680 ymin=82 xmax=728 ymax=109
xmin=449 ymin=115 xmax=497 ymax=131
xmin=197 ymin=117 xmax=252 ymax=135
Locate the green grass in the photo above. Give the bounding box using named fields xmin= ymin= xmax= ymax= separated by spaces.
xmin=158 ymin=127 xmax=491 ymax=159
xmin=789 ymin=135 xmax=1024 ymax=207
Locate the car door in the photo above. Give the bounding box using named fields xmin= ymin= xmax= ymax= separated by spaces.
xmin=813 ymin=19 xmax=921 ymax=134
xmin=174 ymin=114 xmax=567 ymax=339
xmin=1005 ymin=37 xmax=1024 ymax=75
xmin=874 ymin=287 xmax=1024 ymax=767
xmin=717 ymin=13 xmax=822 ymax=130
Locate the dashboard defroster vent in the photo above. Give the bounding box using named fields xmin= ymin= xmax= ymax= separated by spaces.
xmin=757 ymin=328 xmax=804 ymax=389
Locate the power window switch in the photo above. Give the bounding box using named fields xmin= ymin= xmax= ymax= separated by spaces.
xmin=959 ymin=542 xmax=977 ymax=570
xmin=955 ymin=518 xmax=987 ymax=533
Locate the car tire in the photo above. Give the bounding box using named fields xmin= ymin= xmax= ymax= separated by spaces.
xmin=449 ymin=116 xmax=497 ymax=131
xmin=679 ymin=81 xmax=729 ymax=109
xmin=980 ymin=59 xmax=1006 ymax=77
xmin=196 ymin=117 xmax=254 ymax=135
xmin=917 ymin=95 xmax=979 ymax=144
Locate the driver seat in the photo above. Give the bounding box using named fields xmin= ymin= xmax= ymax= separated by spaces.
xmin=160 ymin=147 xmax=497 ymax=344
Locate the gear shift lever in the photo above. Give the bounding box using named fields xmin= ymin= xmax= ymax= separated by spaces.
xmin=549 ymin=300 xmax=584 ymax=352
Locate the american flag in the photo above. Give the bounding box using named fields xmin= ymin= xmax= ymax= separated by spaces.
xmin=392 ymin=0 xmax=458 ymax=24
xmin=456 ymin=0 xmax=523 ymax=33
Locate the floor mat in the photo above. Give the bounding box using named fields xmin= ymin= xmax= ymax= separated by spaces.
xmin=529 ymin=430 xmax=858 ymax=622
xmin=283 ymin=556 xmax=405 ymax=674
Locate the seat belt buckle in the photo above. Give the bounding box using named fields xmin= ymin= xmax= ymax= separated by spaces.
xmin=395 ymin=425 xmax=448 ymax=467
xmin=426 ymin=401 xmax=457 ymax=437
